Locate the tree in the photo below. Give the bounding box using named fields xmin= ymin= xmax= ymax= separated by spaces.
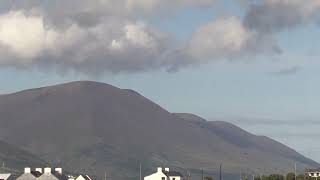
xmin=296 ymin=174 xmax=304 ymax=180
xmin=287 ymin=173 xmax=295 ymax=180
xmin=268 ymin=174 xmax=284 ymax=180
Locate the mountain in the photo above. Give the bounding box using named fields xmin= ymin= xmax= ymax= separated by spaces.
xmin=0 ymin=81 xmax=317 ymax=179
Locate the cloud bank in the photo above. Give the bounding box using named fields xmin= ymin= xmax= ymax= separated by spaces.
xmin=0 ymin=10 xmax=176 ymax=74
xmin=244 ymin=0 xmax=320 ymax=33
xmin=0 ymin=0 xmax=315 ymax=75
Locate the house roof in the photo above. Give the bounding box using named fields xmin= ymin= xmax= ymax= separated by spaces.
xmin=52 ymin=172 xmax=68 ymax=180
xmin=78 ymin=175 xmax=92 ymax=180
xmin=162 ymin=171 xmax=183 ymax=177
xmin=306 ymin=169 xmax=320 ymax=172
xmin=37 ymin=172 xmax=68 ymax=180
xmin=16 ymin=173 xmax=37 ymax=180
xmin=0 ymin=173 xmax=11 ymax=180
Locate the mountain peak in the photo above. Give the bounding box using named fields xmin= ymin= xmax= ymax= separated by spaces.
xmin=57 ymin=80 xmax=111 ymax=86
xmin=46 ymin=80 xmax=118 ymax=90
xmin=5 ymin=81 xmax=119 ymax=97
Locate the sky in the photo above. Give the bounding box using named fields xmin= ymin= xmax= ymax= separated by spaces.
xmin=0 ymin=0 xmax=320 ymax=163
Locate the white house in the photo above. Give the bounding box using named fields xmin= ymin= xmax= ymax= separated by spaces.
xmin=12 ymin=167 xmax=94 ymax=180
xmin=306 ymin=169 xmax=320 ymax=177
xmin=144 ymin=167 xmax=183 ymax=180
xmin=37 ymin=167 xmax=60 ymax=180
xmin=0 ymin=173 xmax=12 ymax=180
xmin=16 ymin=168 xmax=38 ymax=180
xmin=16 ymin=167 xmax=70 ymax=180
xmin=75 ymin=175 xmax=92 ymax=180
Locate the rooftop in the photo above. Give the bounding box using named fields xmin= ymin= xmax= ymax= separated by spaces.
xmin=162 ymin=170 xmax=183 ymax=177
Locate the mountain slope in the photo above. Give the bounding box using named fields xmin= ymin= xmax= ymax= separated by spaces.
xmin=0 ymin=81 xmax=317 ymax=178
xmin=174 ymin=113 xmax=317 ymax=171
xmin=0 ymin=140 xmax=47 ymax=174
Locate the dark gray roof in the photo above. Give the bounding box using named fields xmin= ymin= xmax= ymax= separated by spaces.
xmin=162 ymin=171 xmax=183 ymax=177
xmin=79 ymin=175 xmax=92 ymax=180
xmin=306 ymin=169 xmax=320 ymax=172
xmin=52 ymin=172 xmax=68 ymax=180
xmin=37 ymin=172 xmax=68 ymax=180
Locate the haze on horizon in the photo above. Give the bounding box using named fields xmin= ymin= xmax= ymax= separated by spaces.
xmin=0 ymin=0 xmax=320 ymax=163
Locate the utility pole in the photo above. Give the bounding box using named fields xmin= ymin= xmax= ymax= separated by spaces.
xmin=284 ymin=173 xmax=286 ymax=180
xmin=104 ymin=171 xmax=107 ymax=180
xmin=201 ymin=169 xmax=204 ymax=180
xmin=295 ymin=163 xmax=297 ymax=180
xmin=219 ymin=164 xmax=222 ymax=180
xmin=140 ymin=163 xmax=142 ymax=180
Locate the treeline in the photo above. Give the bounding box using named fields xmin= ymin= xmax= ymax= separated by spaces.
xmin=204 ymin=172 xmax=315 ymax=180
xmin=254 ymin=173 xmax=320 ymax=180
xmin=253 ymin=173 xmax=304 ymax=180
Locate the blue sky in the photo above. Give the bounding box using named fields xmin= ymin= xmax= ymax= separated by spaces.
xmin=0 ymin=0 xmax=320 ymax=162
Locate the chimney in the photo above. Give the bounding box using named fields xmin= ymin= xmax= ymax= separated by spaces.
xmin=68 ymin=175 xmax=75 ymax=180
xmin=164 ymin=168 xmax=169 ymax=172
xmin=24 ymin=167 xmax=31 ymax=174
xmin=35 ymin=168 xmax=43 ymax=173
xmin=55 ymin=168 xmax=62 ymax=174
xmin=44 ymin=167 xmax=52 ymax=174
xmin=157 ymin=167 xmax=162 ymax=172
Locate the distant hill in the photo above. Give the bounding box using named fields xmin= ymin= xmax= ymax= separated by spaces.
xmin=0 ymin=81 xmax=317 ymax=179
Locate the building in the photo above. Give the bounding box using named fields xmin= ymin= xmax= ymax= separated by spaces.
xmin=15 ymin=167 xmax=90 ymax=180
xmin=306 ymin=169 xmax=320 ymax=178
xmin=74 ymin=175 xmax=92 ymax=180
xmin=16 ymin=168 xmax=38 ymax=180
xmin=0 ymin=173 xmax=14 ymax=180
xmin=144 ymin=167 xmax=183 ymax=180
xmin=37 ymin=168 xmax=67 ymax=180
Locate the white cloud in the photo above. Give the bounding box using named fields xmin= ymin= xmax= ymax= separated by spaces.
xmin=0 ymin=11 xmax=93 ymax=66
xmin=110 ymin=22 xmax=158 ymax=51
xmin=187 ymin=17 xmax=258 ymax=61
xmin=110 ymin=40 xmax=123 ymax=50
xmin=0 ymin=11 xmax=57 ymax=61
xmin=0 ymin=10 xmax=176 ymax=74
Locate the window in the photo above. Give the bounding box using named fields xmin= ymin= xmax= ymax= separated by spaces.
xmin=173 ymin=178 xmax=176 ymax=180
xmin=162 ymin=177 xmax=166 ymax=180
